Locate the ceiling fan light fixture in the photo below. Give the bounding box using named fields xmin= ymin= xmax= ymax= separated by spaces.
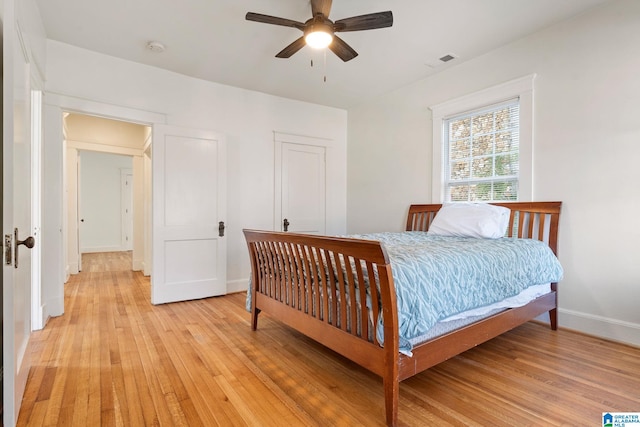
xmin=304 ymin=21 xmax=333 ymax=49
xmin=305 ymin=30 xmax=333 ymax=49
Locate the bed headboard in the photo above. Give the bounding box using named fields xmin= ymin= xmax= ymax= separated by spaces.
xmin=406 ymin=202 xmax=562 ymax=255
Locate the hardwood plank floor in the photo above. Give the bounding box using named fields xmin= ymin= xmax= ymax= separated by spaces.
xmin=18 ymin=252 xmax=640 ymax=426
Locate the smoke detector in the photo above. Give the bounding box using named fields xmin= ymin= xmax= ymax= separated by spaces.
xmin=146 ymin=41 xmax=166 ymax=53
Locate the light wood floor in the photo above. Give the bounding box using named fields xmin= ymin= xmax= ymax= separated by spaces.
xmin=18 ymin=252 xmax=640 ymax=426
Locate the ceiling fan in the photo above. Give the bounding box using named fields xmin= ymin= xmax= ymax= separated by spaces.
xmin=246 ymin=0 xmax=393 ymax=62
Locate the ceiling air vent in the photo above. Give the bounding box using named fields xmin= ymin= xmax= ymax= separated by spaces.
xmin=439 ymin=54 xmax=457 ymax=63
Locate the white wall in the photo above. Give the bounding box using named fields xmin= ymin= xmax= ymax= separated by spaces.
xmin=42 ymin=104 xmax=65 ymax=319
xmin=347 ymin=0 xmax=640 ymax=346
xmin=79 ymin=151 xmax=132 ymax=253
xmin=43 ymin=40 xmax=348 ymax=297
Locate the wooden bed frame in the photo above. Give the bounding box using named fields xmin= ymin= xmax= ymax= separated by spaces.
xmin=244 ymin=201 xmax=561 ymax=426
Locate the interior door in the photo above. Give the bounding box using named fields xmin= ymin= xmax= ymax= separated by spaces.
xmin=278 ymin=142 xmax=326 ymax=234
xmin=151 ymin=125 xmax=227 ymax=304
xmin=2 ymin=14 xmax=34 ymax=424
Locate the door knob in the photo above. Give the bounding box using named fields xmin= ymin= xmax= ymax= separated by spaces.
xmin=17 ymin=234 xmax=35 ymax=249
xmin=218 ymin=221 xmax=225 ymax=237
xmin=283 ymin=218 xmax=290 ymax=232
xmin=14 ymin=228 xmax=35 ymax=269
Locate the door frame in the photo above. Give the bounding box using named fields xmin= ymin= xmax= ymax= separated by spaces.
xmin=30 ymin=88 xmax=44 ymax=330
xmin=42 ymin=94 xmax=165 ymax=318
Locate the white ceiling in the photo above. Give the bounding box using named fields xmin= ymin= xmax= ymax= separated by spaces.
xmin=36 ymin=0 xmax=611 ymax=109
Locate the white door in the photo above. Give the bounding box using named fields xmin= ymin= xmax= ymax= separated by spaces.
xmin=3 ymin=14 xmax=34 ymax=424
xmin=278 ymin=142 xmax=326 ymax=234
xmin=151 ymin=125 xmax=227 ymax=304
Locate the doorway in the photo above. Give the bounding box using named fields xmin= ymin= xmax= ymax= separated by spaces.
xmin=45 ymin=97 xmax=228 ymax=313
xmin=78 ymin=151 xmax=133 ymax=255
xmin=64 ymin=113 xmax=149 ymax=277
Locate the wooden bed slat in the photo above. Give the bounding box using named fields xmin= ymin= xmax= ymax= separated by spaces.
xmin=517 ymin=211 xmax=526 ymax=238
xmin=507 ymin=212 xmax=516 ymax=237
xmin=356 ymin=260 xmax=368 ymax=339
xmin=538 ymin=213 xmax=546 ymax=241
xmin=323 ymin=249 xmax=337 ymax=327
xmin=245 ymin=201 xmax=561 ymax=427
xmin=366 ymin=261 xmax=381 ymax=346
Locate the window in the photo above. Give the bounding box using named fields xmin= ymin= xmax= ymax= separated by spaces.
xmin=444 ymin=99 xmax=519 ymax=201
xmin=430 ymin=75 xmax=535 ymax=203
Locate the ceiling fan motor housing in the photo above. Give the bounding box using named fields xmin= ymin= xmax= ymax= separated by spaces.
xmin=305 ymin=16 xmax=334 ymax=35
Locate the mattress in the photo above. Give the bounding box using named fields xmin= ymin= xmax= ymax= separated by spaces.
xmin=344 ymin=232 xmax=563 ymax=353
xmin=408 ymin=283 xmax=550 ymax=347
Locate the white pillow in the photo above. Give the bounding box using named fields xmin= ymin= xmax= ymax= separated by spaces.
xmin=428 ymin=203 xmax=510 ymax=239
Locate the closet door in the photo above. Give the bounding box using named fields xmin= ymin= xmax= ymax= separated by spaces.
xmin=151 ymin=125 xmax=227 ymax=304
xmin=275 ymin=137 xmax=327 ymax=235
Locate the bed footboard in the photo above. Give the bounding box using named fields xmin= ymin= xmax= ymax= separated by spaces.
xmin=243 ymin=230 xmax=400 ymax=411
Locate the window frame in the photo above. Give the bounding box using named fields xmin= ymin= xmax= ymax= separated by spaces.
xmin=430 ymin=75 xmax=535 ymax=203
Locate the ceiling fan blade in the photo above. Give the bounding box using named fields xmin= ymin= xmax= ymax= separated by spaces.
xmin=311 ymin=0 xmax=332 ymax=17
xmin=276 ymin=37 xmax=307 ymax=58
xmin=334 ymin=11 xmax=393 ymax=32
xmin=246 ymin=12 xmax=305 ymax=30
xmin=328 ymin=35 xmax=358 ymax=62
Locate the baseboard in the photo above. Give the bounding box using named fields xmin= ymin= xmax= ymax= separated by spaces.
xmin=68 ymin=261 xmax=79 ymax=275
xmin=132 ymin=258 xmax=144 ymax=271
xmin=142 ymin=261 xmax=150 ymax=276
xmin=227 ymin=278 xmax=249 ymax=295
xmin=559 ymin=308 xmax=640 ymax=347
xmin=33 ymin=303 xmax=46 ymax=331
xmin=45 ymin=295 xmax=65 ymax=318
xmin=81 ymin=246 xmax=123 ymax=253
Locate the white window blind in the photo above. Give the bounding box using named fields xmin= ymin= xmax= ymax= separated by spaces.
xmin=443 ymin=98 xmax=519 ymax=202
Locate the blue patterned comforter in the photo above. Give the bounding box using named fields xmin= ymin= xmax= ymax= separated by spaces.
xmin=346 ymin=232 xmax=563 ymax=354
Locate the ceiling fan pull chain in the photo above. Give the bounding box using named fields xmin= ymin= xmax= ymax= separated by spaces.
xmin=323 ymin=49 xmax=327 ymax=83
